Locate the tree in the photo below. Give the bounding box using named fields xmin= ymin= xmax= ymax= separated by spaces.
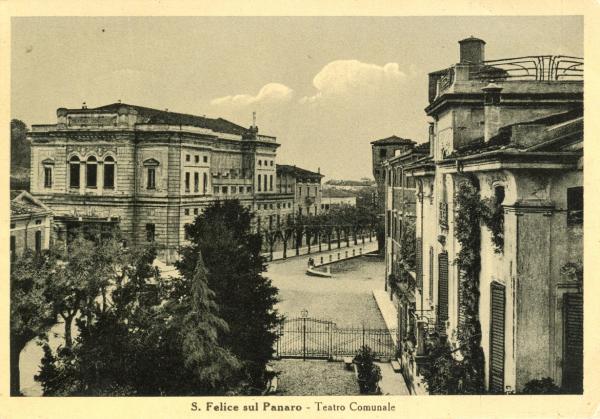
xmin=10 ymin=250 xmax=56 ymax=395
xmin=36 ymin=244 xmax=240 ymax=395
xmin=47 ymin=234 xmax=117 ymax=348
xmin=11 ymin=119 xmax=30 ymax=171
xmin=11 ymin=119 xmax=31 ymax=190
xmin=178 ymin=200 xmax=283 ymax=390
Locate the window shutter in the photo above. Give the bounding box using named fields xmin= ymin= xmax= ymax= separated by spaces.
xmin=562 ymin=293 xmax=583 ymax=393
xmin=437 ymin=251 xmax=449 ymax=331
xmin=489 ymin=282 xmax=505 ymax=393
xmin=429 ymin=247 xmax=434 ymax=301
xmin=458 ymin=270 xmax=465 ymax=330
xmin=415 ymin=237 xmax=423 ymax=289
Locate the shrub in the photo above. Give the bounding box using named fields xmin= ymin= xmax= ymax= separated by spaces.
xmin=522 ymin=377 xmax=562 ymax=394
xmin=354 ymin=346 xmax=382 ymax=394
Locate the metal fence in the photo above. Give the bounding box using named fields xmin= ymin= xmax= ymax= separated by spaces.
xmin=470 ymin=55 xmax=583 ymax=81
xmin=275 ymin=317 xmax=397 ymax=360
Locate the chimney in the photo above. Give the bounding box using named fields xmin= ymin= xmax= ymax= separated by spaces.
xmin=459 ymin=36 xmax=485 ymax=64
xmin=482 ymin=82 xmax=503 ymax=142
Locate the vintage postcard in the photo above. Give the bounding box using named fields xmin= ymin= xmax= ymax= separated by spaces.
xmin=1 ymin=1 xmax=599 ymax=418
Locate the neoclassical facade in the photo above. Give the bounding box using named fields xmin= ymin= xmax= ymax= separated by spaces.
xmin=29 ymin=103 xmax=294 ymax=262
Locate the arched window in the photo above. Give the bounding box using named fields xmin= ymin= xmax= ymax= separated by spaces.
xmin=263 ymin=174 xmax=267 ymax=192
xmin=86 ymin=156 xmax=97 ymax=188
xmin=258 ymin=174 xmax=262 ymax=191
xmin=270 ymin=175 xmax=273 ymax=191
xmin=104 ymin=156 xmax=115 ymax=189
xmin=69 ymin=156 xmax=80 ymax=188
xmin=203 ymin=172 xmax=208 ymax=194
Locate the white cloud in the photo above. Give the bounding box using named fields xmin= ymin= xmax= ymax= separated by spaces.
xmin=210 ymin=82 xmax=294 ymax=107
xmin=300 ymin=60 xmax=407 ymax=104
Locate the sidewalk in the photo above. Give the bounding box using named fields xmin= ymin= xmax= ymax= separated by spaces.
xmin=372 ymin=289 xmax=398 ymax=333
xmin=376 ymin=362 xmax=410 ymax=395
xmin=265 ymin=234 xmax=377 ymax=261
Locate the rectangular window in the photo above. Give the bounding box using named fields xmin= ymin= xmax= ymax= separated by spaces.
xmin=264 ymin=175 xmax=267 ymax=192
xmin=194 ymin=208 xmax=198 ymax=215
xmin=186 ymin=154 xmax=190 ymax=162
xmin=247 ymin=186 xmax=252 ymax=193
xmin=203 ymin=155 xmax=208 ymax=163
xmin=146 ymin=224 xmax=155 ymax=242
xmin=270 ymin=175 xmax=273 ymax=191
xmin=104 ymin=164 xmax=115 ymax=189
xmin=222 ymin=186 xmax=227 ymax=194
xmin=195 ymin=155 xmax=199 ymax=163
xmin=194 ymin=172 xmax=199 ymax=192
xmin=567 ymin=186 xmax=583 ymax=225
xmin=35 ymin=230 xmax=42 ymax=253
xmin=70 ymin=163 xmax=80 ymax=188
xmin=258 ymin=174 xmax=262 ymax=191
xmin=185 ymin=172 xmax=190 ymax=192
xmin=214 ymin=186 xmax=219 ymax=194
xmin=86 ymin=163 xmax=97 ymax=188
xmin=147 ymin=168 xmax=156 ymax=189
xmin=44 ymin=167 xmax=52 ymax=188
xmin=380 ymin=149 xmax=387 ymax=158
xmin=203 ymin=173 xmax=207 ymax=194
xmin=184 ymin=208 xmax=189 ymax=215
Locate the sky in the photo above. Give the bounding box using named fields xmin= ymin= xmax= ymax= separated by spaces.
xmin=11 ymin=16 xmax=583 ymax=180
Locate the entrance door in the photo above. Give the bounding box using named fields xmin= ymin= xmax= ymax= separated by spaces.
xmin=489 ymin=281 xmax=505 ymax=393
xmin=562 ymin=293 xmax=583 ymax=393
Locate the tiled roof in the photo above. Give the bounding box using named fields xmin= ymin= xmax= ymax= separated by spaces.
xmin=371 ymin=135 xmax=416 ymax=146
xmin=92 ymin=103 xmax=250 ymax=136
xmin=11 ymin=191 xmax=51 ymax=217
xmin=276 ymin=164 xmax=323 ymax=179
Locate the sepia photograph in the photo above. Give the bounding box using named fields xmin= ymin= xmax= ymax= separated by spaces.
xmin=5 ymin=9 xmax=591 ymax=413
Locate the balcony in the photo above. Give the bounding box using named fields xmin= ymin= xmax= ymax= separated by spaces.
xmin=470 ymin=55 xmax=583 ymax=82
xmin=439 ymin=202 xmax=448 ymax=229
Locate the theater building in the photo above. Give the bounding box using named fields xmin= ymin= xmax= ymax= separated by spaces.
xmin=29 ymin=103 xmax=294 ymax=262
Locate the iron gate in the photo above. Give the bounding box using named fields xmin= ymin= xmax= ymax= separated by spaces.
xmin=275 ymin=317 xmax=397 ymax=360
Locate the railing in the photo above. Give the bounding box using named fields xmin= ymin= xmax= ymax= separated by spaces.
xmin=275 ymin=317 xmax=397 ymax=360
xmin=439 ymin=202 xmax=448 ymax=229
xmin=470 ymin=55 xmax=583 ymax=81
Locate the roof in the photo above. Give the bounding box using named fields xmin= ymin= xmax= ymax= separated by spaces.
xmin=11 ymin=190 xmax=52 ymax=218
xmin=371 ymin=135 xmax=416 ymax=146
xmin=448 ymin=108 xmax=583 ymax=159
xmin=92 ymin=103 xmax=250 ymax=136
xmin=322 ymin=188 xmax=357 ymax=198
xmin=276 ymin=164 xmax=323 ymax=180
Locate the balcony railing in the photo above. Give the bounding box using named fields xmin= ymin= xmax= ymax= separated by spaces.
xmin=470 ymin=55 xmax=583 ymax=81
xmin=439 ymin=202 xmax=448 ymax=229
